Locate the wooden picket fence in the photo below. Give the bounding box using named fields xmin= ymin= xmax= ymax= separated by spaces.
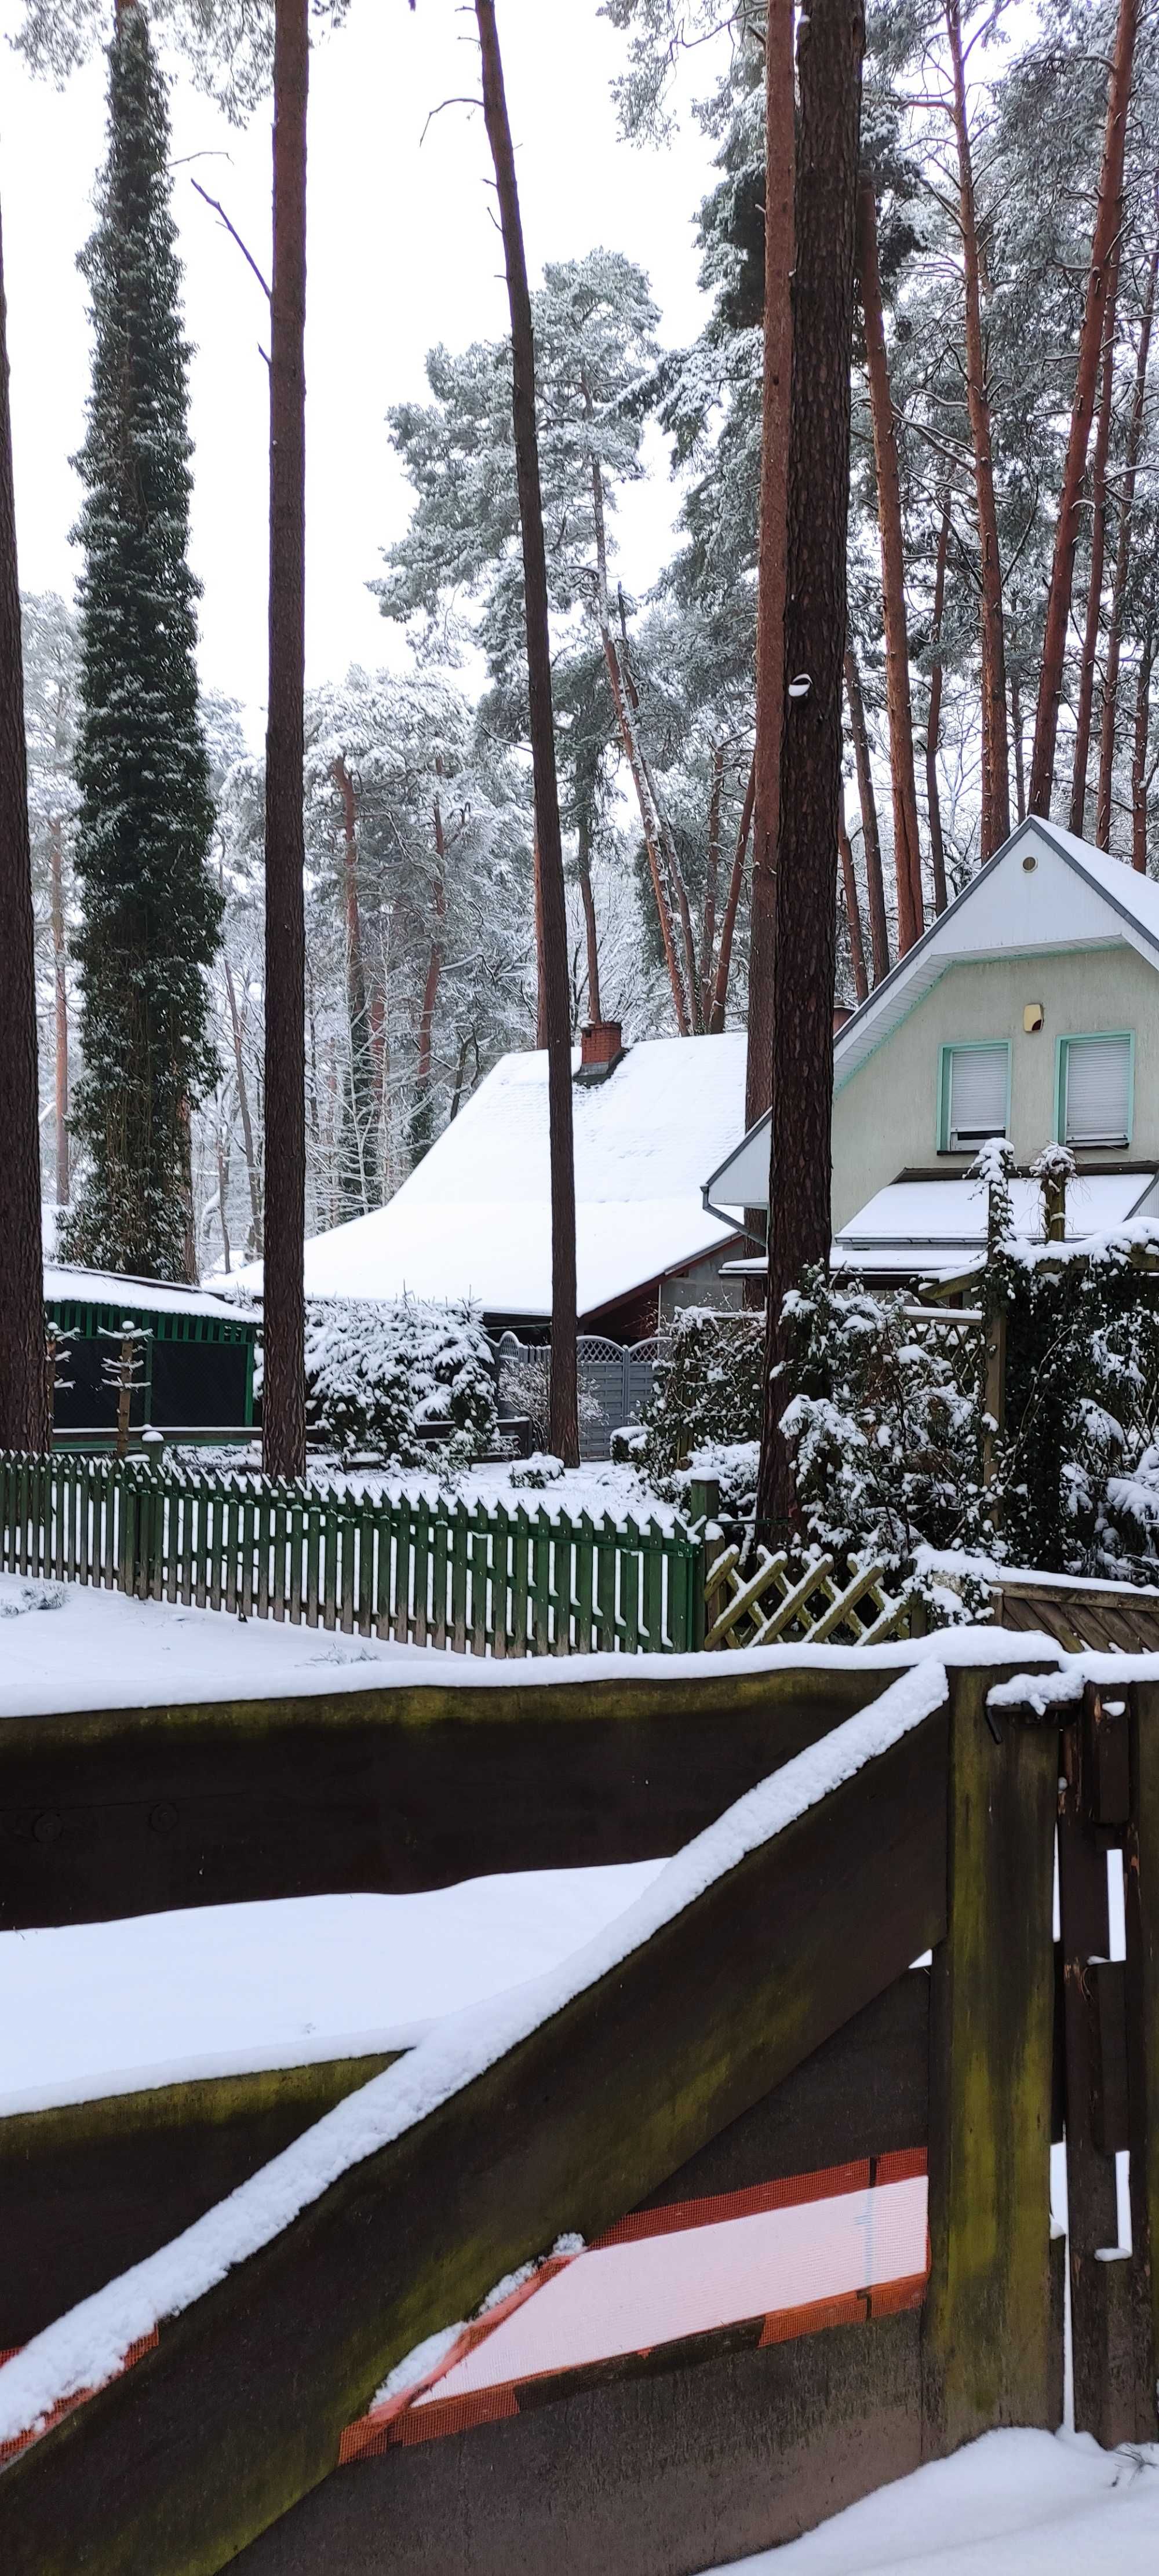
xmin=0 ymin=1451 xmax=705 ymax=1659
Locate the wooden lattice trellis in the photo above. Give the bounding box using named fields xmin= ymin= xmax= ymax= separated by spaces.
xmin=898 ymin=1305 xmax=983 ymax=1395
xmin=704 ymin=1541 xmax=911 ymax=1651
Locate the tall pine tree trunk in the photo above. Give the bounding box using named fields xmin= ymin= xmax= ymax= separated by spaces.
xmin=844 ymin=641 xmax=890 ymax=980
xmin=756 ymin=0 xmax=863 ymax=1539
xmin=1131 ymin=625 xmax=1154 ymax=870
xmin=699 ymin=739 xmax=724 ymax=1028
xmin=223 ymin=951 xmax=263 ymax=1257
xmin=263 ymin=0 xmax=308 ymax=1481
xmin=576 ymin=805 xmax=602 ymax=1024
xmin=745 ymin=0 xmax=795 ymax=1132
xmin=945 ymin=0 xmax=1009 ymax=859
xmin=589 ymin=438 xmax=688 ymax=1028
xmin=856 ymin=170 xmax=923 ymax=950
xmin=1011 ymin=674 xmax=1027 ymax=822
xmin=331 ymin=751 xmax=377 ymax=1208
xmin=477 ymin=0 xmax=578 ymax=1465
xmin=1030 ymin=0 xmax=1138 ymax=818
xmin=926 ymin=486 xmax=950 ymax=911
xmin=1096 ymin=221 xmax=1158 ymax=849
xmin=708 ymin=752 xmax=755 ymax=1032
xmin=1068 ymin=240 xmax=1121 ymax=837
xmin=49 ymin=816 xmax=70 ymax=1204
xmin=0 ymin=194 xmax=49 ymax=1455
xmin=838 ymin=809 xmax=869 ymax=1002
xmin=411 ymin=786 xmax=446 ymax=1161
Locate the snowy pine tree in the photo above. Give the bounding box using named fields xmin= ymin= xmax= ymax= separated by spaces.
xmin=60 ymin=1 xmax=220 ymax=1283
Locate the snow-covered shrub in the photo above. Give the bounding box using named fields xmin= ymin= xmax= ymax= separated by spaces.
xmin=991 ymin=1224 xmax=1159 ymax=1578
xmin=304 ymin=1297 xmax=497 ymax=1465
xmin=509 ymin=1451 xmax=566 ymax=1488
xmin=779 ymin=1267 xmax=985 ymax=1568
xmin=777 ymin=1140 xmax=1159 ymax=1585
xmin=666 ymin=1440 xmax=760 ymax=1520
xmin=621 ymin=1306 xmax=764 ymax=1482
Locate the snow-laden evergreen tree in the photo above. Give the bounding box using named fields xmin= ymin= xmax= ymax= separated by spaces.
xmin=60 ymin=1 xmax=221 ymax=1283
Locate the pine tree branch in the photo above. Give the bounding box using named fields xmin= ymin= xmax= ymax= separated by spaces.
xmin=189 ymin=178 xmax=271 ymax=302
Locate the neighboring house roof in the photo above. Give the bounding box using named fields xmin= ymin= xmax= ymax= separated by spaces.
xmin=44 ymin=1263 xmax=256 ymax=1329
xmin=256 ymin=1035 xmax=748 ymax=1322
xmin=721 ymin=1169 xmax=1159 ymax=1285
xmin=829 ymin=1169 xmax=1159 ymax=1281
xmin=704 ymin=818 xmax=1159 ymax=1213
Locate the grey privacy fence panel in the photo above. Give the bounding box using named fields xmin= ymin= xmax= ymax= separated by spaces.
xmin=0 ymin=1453 xmax=704 ymax=1659
xmin=495 ymin=1334 xmax=668 ymax=1460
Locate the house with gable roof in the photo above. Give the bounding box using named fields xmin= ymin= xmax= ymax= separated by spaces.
xmin=258 ymin=1022 xmax=750 ymax=1340
xmin=704 ymin=817 xmax=1159 ymax=1284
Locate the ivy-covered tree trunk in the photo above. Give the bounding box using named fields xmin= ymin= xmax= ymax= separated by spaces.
xmin=263 ymin=0 xmax=309 ymax=1480
xmin=0 ymin=191 xmax=49 ymax=1455
xmin=476 ymin=0 xmax=578 ymax=1466
xmin=756 ymin=0 xmax=863 ymax=1541
xmin=60 ymin=2 xmax=220 ymax=1283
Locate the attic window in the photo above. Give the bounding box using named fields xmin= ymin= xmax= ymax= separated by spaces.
xmin=939 ymin=1043 xmax=1009 ymax=1153
xmin=1058 ymin=1032 xmax=1132 ymax=1150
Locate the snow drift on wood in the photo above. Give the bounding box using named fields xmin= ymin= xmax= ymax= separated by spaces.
xmin=0 ymin=1660 xmax=947 ymax=2446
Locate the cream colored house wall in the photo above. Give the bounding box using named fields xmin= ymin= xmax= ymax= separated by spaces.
xmin=830 ymin=943 xmax=1159 ymax=1230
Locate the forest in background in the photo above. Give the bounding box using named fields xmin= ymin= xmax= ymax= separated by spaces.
xmin=17 ymin=0 xmax=1159 ymax=1279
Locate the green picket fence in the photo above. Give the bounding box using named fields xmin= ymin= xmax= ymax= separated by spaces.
xmin=0 ymin=1453 xmax=705 ymax=1659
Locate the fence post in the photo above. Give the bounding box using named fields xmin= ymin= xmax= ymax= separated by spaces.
xmin=1128 ymin=1679 xmax=1159 ymax=2436
xmin=684 ymin=1477 xmax=719 ymax=1653
xmin=922 ymin=1663 xmax=1060 ymax=2454
xmin=1058 ymin=1684 xmax=1154 ymax=2442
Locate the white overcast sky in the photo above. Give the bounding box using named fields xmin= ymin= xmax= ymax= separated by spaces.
xmin=2 ymin=0 xmax=719 ymax=737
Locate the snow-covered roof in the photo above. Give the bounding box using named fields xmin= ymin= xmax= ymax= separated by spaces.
xmin=248 ymin=1036 xmax=747 ymax=1320
xmin=721 ymin=1169 xmax=1159 ymax=1283
xmin=705 ymin=819 xmax=1159 ymax=1210
xmin=829 ymin=1169 xmax=1159 ymax=1280
xmin=44 ymin=1262 xmax=253 ymax=1327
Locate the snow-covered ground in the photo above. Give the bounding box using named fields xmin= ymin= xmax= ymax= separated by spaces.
xmin=710 ymin=2428 xmax=1159 ymax=2575
xmin=174 ymin=1443 xmax=682 ymax=1526
xmin=0 ymin=1866 xmax=665 ymax=2115
xmin=0 ymin=1566 xmax=1089 ymax=1724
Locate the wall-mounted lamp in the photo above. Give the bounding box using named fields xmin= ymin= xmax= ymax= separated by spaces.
xmin=1023 ymin=1003 xmax=1044 ymax=1034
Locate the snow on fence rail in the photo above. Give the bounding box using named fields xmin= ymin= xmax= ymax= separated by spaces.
xmin=0 ymin=1453 xmax=705 ymax=1659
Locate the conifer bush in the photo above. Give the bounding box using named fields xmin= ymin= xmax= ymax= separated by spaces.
xmin=302 ymin=1297 xmax=498 ymax=1465
xmin=614 ymin=1305 xmax=764 ymax=1487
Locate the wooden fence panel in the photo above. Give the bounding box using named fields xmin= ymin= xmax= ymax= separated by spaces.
xmin=0 ymin=1708 xmax=949 ymax=2575
xmin=0 ymin=1662 xmax=906 ymax=1930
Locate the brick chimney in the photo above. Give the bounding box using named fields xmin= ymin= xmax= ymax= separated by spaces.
xmin=833 ymin=1005 xmax=854 ymax=1035
xmin=580 ymin=1019 xmax=623 ymax=1073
